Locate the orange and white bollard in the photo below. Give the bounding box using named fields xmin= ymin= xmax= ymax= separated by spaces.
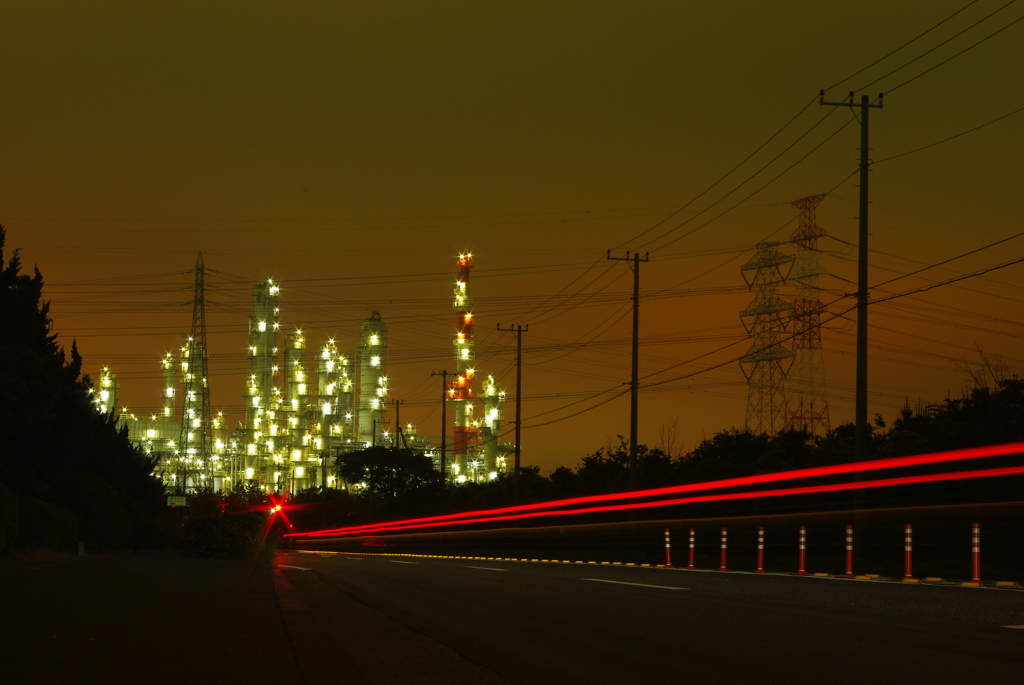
xmin=719 ymin=527 xmax=728 ymax=571
xmin=903 ymin=524 xmax=913 ymax=580
xmin=843 ymin=525 xmax=854 ymax=578
xmin=664 ymin=528 xmax=674 ymax=568
xmin=755 ymin=526 xmax=765 ymax=573
xmin=687 ymin=528 xmax=696 ymax=570
xmin=971 ymin=523 xmax=981 ymax=583
xmin=797 ymin=525 xmax=807 ymax=576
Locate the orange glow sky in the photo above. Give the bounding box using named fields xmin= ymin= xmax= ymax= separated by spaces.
xmin=2 ymin=2 xmax=1022 ymax=472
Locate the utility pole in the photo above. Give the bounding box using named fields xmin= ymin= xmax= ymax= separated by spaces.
xmin=819 ymin=90 xmax=883 ymax=463
xmin=392 ymin=399 xmax=406 ymax=448
xmin=371 ymin=418 xmax=389 ymax=448
xmin=431 ymin=370 xmax=450 ymax=483
xmin=321 ymin=447 xmax=327 ymax=491
xmin=606 ymin=250 xmax=648 ymax=492
xmin=498 ymin=323 xmax=528 ymax=504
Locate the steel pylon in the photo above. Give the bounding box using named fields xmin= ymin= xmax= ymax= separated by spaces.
xmin=740 ymin=241 xmax=795 ymax=435
xmin=785 ymin=195 xmax=831 ymax=435
xmin=177 ymin=252 xmax=212 ymax=491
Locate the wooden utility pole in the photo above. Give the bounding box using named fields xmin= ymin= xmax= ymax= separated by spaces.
xmin=819 ymin=90 xmax=883 ymax=463
xmin=392 ymin=399 xmax=406 ymax=448
xmin=606 ymin=250 xmax=648 ymax=492
xmin=431 ymin=370 xmax=450 ymax=483
xmin=498 ymin=323 xmax=528 ymax=504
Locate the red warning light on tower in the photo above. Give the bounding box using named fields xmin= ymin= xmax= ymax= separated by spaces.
xmin=451 ymin=254 xmax=479 ymax=460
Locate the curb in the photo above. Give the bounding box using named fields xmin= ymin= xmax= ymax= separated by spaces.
xmin=294 ymin=550 xmax=1024 ymax=590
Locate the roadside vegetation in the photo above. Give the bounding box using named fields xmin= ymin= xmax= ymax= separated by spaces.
xmin=0 ymin=227 xmax=165 ymax=557
xmin=285 ymin=357 xmax=1023 ymax=529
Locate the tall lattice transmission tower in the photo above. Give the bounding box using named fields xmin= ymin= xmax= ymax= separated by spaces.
xmin=785 ymin=195 xmax=831 ymax=435
xmin=740 ymin=241 xmax=795 ymax=434
xmin=177 ymin=252 xmax=212 ymax=491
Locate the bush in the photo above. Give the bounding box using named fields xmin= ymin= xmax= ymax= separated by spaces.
xmin=122 ymin=496 xmax=168 ymax=549
xmin=0 ymin=481 xmax=17 ymax=557
xmin=53 ymin=471 xmax=130 ymax=551
xmin=181 ymin=510 xmax=269 ymax=560
xmin=16 ymin=496 xmax=79 ymax=552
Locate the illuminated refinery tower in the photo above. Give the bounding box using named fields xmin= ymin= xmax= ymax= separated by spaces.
xmin=785 ymin=195 xmax=831 ymax=435
xmin=244 ymin=279 xmax=280 ymax=481
xmin=449 ymin=254 xmax=478 ymax=476
xmin=739 ymin=242 xmax=795 ymax=435
xmin=90 ymin=367 xmax=119 ymax=415
xmin=283 ymin=330 xmax=310 ymax=488
xmin=121 ymin=353 xmax=181 ymax=484
xmin=480 ymin=375 xmax=506 ymax=477
xmin=312 ymin=340 xmax=354 ymax=487
xmin=161 ymin=353 xmax=175 ymax=420
xmin=356 ymin=312 xmax=388 ymax=446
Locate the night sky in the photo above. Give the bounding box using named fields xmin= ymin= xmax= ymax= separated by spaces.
xmin=3 ymin=1 xmax=1022 ymax=473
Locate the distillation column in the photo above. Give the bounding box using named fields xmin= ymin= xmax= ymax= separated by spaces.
xmin=91 ymin=367 xmax=120 ymax=415
xmin=480 ymin=374 xmax=506 ymax=478
xmin=450 ymin=254 xmax=478 ymax=479
xmin=284 ymin=330 xmax=310 ymax=489
xmin=315 ymin=341 xmax=338 ymax=487
xmin=162 ymin=353 xmax=175 ymax=420
xmin=245 ymin=279 xmax=280 ymax=482
xmin=356 ymin=312 xmax=388 ymax=446
xmin=336 ymin=352 xmax=354 ymax=448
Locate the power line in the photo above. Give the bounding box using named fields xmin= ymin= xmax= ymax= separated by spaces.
xmin=823 ymin=0 xmax=982 ymax=93
xmin=640 ymin=250 xmax=1024 ymax=392
xmin=612 ymin=97 xmax=819 ymax=251
xmin=615 ymin=1 xmax=998 ymax=259
xmin=886 ymin=11 xmax=1024 ymax=93
xmin=870 ymin=229 xmax=1024 ymax=291
xmin=649 ymin=112 xmax=860 ymax=253
xmin=874 ymin=105 xmax=1024 ymax=164
xmin=855 ymin=0 xmax=1018 ymax=93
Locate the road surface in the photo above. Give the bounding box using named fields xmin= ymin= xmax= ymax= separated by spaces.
xmin=278 ymin=549 xmax=1024 ymax=684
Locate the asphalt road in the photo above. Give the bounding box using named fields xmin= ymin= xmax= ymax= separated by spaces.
xmin=279 ymin=549 xmax=1024 ymax=685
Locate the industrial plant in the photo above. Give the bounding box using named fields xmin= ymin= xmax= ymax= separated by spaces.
xmin=90 ymin=196 xmax=833 ymax=493
xmin=95 ymin=254 xmax=512 ymax=493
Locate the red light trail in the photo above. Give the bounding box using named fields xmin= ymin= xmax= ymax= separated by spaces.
xmin=286 ymin=441 xmax=1024 ymax=538
xmin=297 ymin=464 xmax=1024 ymax=537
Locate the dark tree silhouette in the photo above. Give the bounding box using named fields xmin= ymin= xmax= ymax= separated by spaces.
xmin=0 ymin=227 xmax=163 ymax=550
xmin=337 ymin=446 xmax=443 ymax=515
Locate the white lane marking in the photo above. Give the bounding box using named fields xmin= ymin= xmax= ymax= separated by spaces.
xmin=343 ymin=557 xmax=364 ymax=560
xmin=465 ymin=566 xmax=507 ymax=572
xmin=278 ymin=565 xmax=312 ymax=571
xmin=1003 ymin=625 xmax=1024 ymax=629
xmin=389 ymin=560 xmax=419 ymax=564
xmin=583 ymin=578 xmax=687 ymax=591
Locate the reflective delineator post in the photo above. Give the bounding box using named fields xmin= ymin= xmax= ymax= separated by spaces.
xmin=971 ymin=523 xmax=981 ymax=583
xmin=797 ymin=525 xmax=807 ymax=576
xmin=664 ymin=528 xmax=674 ymax=568
xmin=755 ymin=526 xmax=765 ymax=573
xmin=687 ymin=528 xmax=696 ymax=570
xmin=719 ymin=527 xmax=728 ymax=571
xmin=903 ymin=524 xmax=913 ymax=580
xmin=843 ymin=525 xmax=854 ymax=578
